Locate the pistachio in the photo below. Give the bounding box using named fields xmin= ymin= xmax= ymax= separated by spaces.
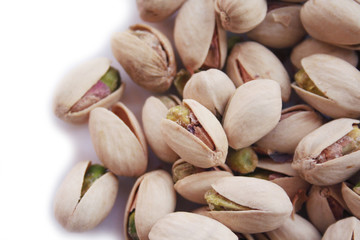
xmin=205 ymin=189 xmax=251 ymax=211
xmin=173 ymin=69 xmax=192 ymax=96
xmin=294 ymin=69 xmax=327 ymax=98
xmin=80 ymin=164 xmax=106 ymax=198
xmin=136 ymin=0 xmax=186 ymax=22
xmin=341 ymin=182 xmax=360 ymax=219
xmin=172 ymin=161 xmax=202 ymax=183
xmin=322 ymin=217 xmax=360 ymax=240
xmin=226 ymin=147 xmax=258 ymax=174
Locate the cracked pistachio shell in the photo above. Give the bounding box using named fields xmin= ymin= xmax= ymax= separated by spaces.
xmin=223 ymin=80 xmax=282 ymax=150
xmin=183 ymin=69 xmax=236 ymax=117
xmin=174 ymin=0 xmax=227 ymax=72
xmin=292 ymin=118 xmax=360 ymax=186
xmin=142 ymin=95 xmax=180 ymax=163
xmin=149 ymin=212 xmax=237 ymax=240
xmin=161 ymin=99 xmax=228 ymax=168
xmin=256 ymin=104 xmax=323 ymax=154
xmin=247 ymin=4 xmax=306 ymax=49
xmin=341 ymin=182 xmax=360 ymax=219
xmin=54 ymin=161 xmax=118 ymax=232
xmin=136 ymin=0 xmax=186 ymax=22
xmin=292 ymin=54 xmax=360 ymax=118
xmin=290 ymin=38 xmax=359 ymax=70
xmin=206 ymin=176 xmax=293 ymax=233
xmin=89 ymin=103 xmax=148 ymax=177
xmin=124 ymin=170 xmax=176 ymax=240
xmin=322 ymin=217 xmax=360 ymax=240
xmin=172 ymin=159 xmax=233 ymax=204
xmin=306 ymin=184 xmax=349 ymax=233
xmin=226 ymin=41 xmax=291 ymax=101
xmin=214 ymin=0 xmax=267 ymax=34
xmin=111 ymin=24 xmax=176 ymax=92
xmin=53 ymin=57 xmax=125 ymax=124
xmin=300 ymin=0 xmax=360 ymax=47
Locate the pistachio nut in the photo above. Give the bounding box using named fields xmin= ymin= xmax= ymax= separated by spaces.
xmin=54 ymin=161 xmax=118 ymax=231
xmin=214 ymin=0 xmax=267 ymax=34
xmin=174 ymin=0 xmax=227 ymax=72
xmin=161 ymin=99 xmax=228 ymax=168
xmin=226 ymin=147 xmax=258 ymax=174
xmin=142 ymin=95 xmax=180 ymax=163
xmin=300 ymin=0 xmax=360 ymax=47
xmin=256 ymin=104 xmax=323 ymax=155
xmin=148 ymin=212 xmax=237 ymax=240
xmin=223 ymin=80 xmax=282 ymax=150
xmin=341 ymin=182 xmax=360 ymax=219
xmin=306 ymin=184 xmax=349 ymax=233
xmin=292 ymin=54 xmax=360 ymax=118
xmin=247 ymin=3 xmax=306 ymax=49
xmin=322 ymin=217 xmax=360 ymax=240
xmin=111 ymin=24 xmax=176 ymax=92
xmin=292 ymin=118 xmax=360 ymax=186
xmin=53 ymin=57 xmax=125 ymax=124
xmin=183 ymin=69 xmax=236 ymax=118
xmin=124 ymin=170 xmax=176 ymax=240
xmin=136 ymin=0 xmax=186 ymax=22
xmin=290 ymin=38 xmax=359 ymax=70
xmin=172 ymin=159 xmax=233 ymax=204
xmin=89 ymin=103 xmax=148 ymax=177
xmin=173 ymin=69 xmax=192 ymax=97
xmin=226 ymin=41 xmax=291 ymax=101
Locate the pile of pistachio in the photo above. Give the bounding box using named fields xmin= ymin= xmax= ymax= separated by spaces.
xmin=53 ymin=0 xmax=360 ymax=239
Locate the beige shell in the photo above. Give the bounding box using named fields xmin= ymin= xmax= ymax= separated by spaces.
xmin=341 ymin=182 xmax=360 ymax=219
xmin=174 ymin=0 xmax=227 ymax=72
xmin=111 ymin=24 xmax=176 ymax=92
xmin=172 ymin=159 xmax=233 ymax=204
xmin=53 ymin=57 xmax=125 ymax=124
xmin=183 ymin=69 xmax=236 ymax=117
xmin=148 ymin=212 xmax=237 ymax=240
xmin=306 ymin=184 xmax=349 ymax=234
xmin=291 ymin=38 xmax=359 ymax=70
xmin=89 ymin=103 xmax=148 ymax=177
xmin=226 ymin=41 xmax=291 ymax=101
xmin=223 ymin=80 xmax=282 ymax=150
xmin=292 ymin=118 xmax=360 ymax=186
xmin=256 ymin=104 xmax=323 ymax=154
xmin=136 ymin=0 xmax=186 ymax=22
xmin=142 ymin=96 xmax=180 ymax=163
xmin=300 ymin=0 xmax=360 ymax=46
xmin=124 ymin=170 xmax=176 ymax=240
xmin=161 ymin=99 xmax=228 ymax=168
xmin=322 ymin=217 xmax=360 ymax=240
xmin=206 ymin=176 xmax=293 ymax=233
xmin=54 ymin=161 xmax=118 ymax=232
xmin=214 ymin=0 xmax=267 ymax=33
xmin=292 ymin=54 xmax=360 ymax=118
xmin=247 ymin=5 xmax=306 ymax=49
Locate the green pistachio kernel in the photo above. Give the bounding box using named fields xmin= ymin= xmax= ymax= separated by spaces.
xmin=205 ymin=189 xmax=251 ymax=211
xmin=81 ymin=164 xmax=107 ymax=198
xmin=246 ymin=168 xmax=272 ymax=180
xmin=226 ymin=147 xmax=258 ymax=174
xmin=295 ymin=69 xmax=327 ymax=98
xmin=128 ymin=210 xmax=139 ymax=240
xmin=101 ymin=66 xmax=121 ymax=92
xmin=172 ymin=162 xmax=203 ymax=183
xmin=166 ymin=105 xmax=191 ymax=127
xmin=174 ymin=69 xmax=192 ymax=96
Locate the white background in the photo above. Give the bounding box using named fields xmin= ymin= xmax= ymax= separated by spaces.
xmin=0 ymin=1 xmax=194 ymax=239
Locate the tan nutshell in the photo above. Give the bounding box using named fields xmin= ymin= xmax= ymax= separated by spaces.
xmin=226 ymin=41 xmax=291 ymax=101
xmin=54 ymin=161 xmax=118 ymax=232
xmin=341 ymin=182 xmax=360 ymax=219
xmin=322 ymin=217 xmax=360 ymax=240
xmin=136 ymin=0 xmax=186 ymax=22
xmin=89 ymin=103 xmax=148 ymax=177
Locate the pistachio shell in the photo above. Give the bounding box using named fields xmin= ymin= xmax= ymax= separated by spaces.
xmin=111 ymin=24 xmax=176 ymax=92
xmin=89 ymin=103 xmax=148 ymax=177
xmin=292 ymin=118 xmax=360 ymax=186
xmin=161 ymin=99 xmax=228 ymax=168
xmin=322 ymin=217 xmax=360 ymax=240
xmin=257 ymin=158 xmax=298 ymax=176
xmin=54 ymin=161 xmax=118 ymax=232
xmin=148 ymin=212 xmax=237 ymax=240
xmin=124 ymin=170 xmax=176 ymax=240
xmin=300 ymin=0 xmax=360 ymax=46
xmin=183 ymin=69 xmax=236 ymax=117
xmin=223 ymin=80 xmax=282 ymax=150
xmin=173 ymin=159 xmax=233 ymax=204
xmin=341 ymin=182 xmax=360 ymax=219
xmin=292 ymin=54 xmax=360 ymax=118
xmin=291 ymin=38 xmax=359 ymax=69
xmin=226 ymin=41 xmax=291 ymax=101
xmin=53 ymin=57 xmax=125 ymax=123
xmin=142 ymin=96 xmax=180 ymax=163
xmin=256 ymin=104 xmax=323 ymax=154
xmin=247 ymin=5 xmax=306 ymax=48
xmin=136 ymin=0 xmax=186 ymax=22
xmin=214 ymin=0 xmax=267 ymax=33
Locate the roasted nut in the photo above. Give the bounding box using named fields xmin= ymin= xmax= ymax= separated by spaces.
xmin=226 ymin=147 xmax=258 ymax=174
xmin=136 ymin=0 xmax=186 ymax=22
xmin=322 ymin=217 xmax=360 ymax=240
